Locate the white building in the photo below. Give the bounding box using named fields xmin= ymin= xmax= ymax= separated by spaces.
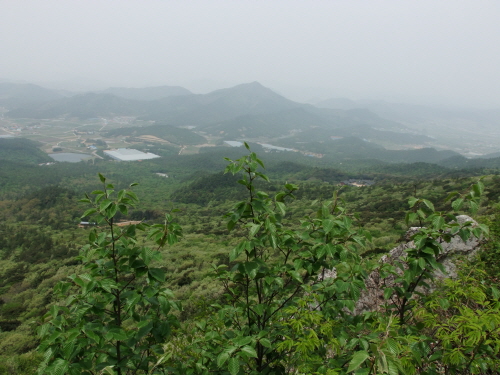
xmin=104 ymin=148 xmax=160 ymax=161
xmin=224 ymin=141 xmax=244 ymax=147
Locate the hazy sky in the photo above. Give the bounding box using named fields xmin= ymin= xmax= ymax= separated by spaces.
xmin=1 ymin=0 xmax=499 ymax=107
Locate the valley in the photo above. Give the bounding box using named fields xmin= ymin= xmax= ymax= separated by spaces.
xmin=2 ymin=81 xmax=500 ymax=170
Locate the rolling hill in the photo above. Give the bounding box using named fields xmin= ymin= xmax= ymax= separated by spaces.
xmin=0 ymin=137 xmax=52 ymax=164
xmin=0 ymin=82 xmax=64 ymax=108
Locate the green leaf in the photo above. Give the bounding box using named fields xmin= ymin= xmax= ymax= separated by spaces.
xmin=385 ymin=341 xmax=398 ymax=357
xmin=98 ymin=173 xmax=106 ymax=183
xmin=124 ymin=293 xmax=142 ymax=312
xmin=316 ymin=245 xmax=326 ymax=259
xmin=445 ymin=191 xmax=459 ymax=201
xmin=451 ymin=197 xmax=464 ymax=211
xmin=158 ymin=295 xmax=171 ymax=315
xmin=229 ymin=247 xmax=239 ymax=262
xmin=405 ymin=212 xmax=417 ymax=225
xmin=428 ymin=353 xmax=442 ymax=361
xmin=469 ymin=200 xmax=479 ymax=214
xmin=323 ymin=218 xmax=334 ymax=234
xmin=269 ymin=234 xmax=277 ymax=249
xmin=432 ymin=215 xmax=445 ymax=230
xmin=477 ymin=180 xmax=485 ymax=194
xmin=458 ymin=228 xmax=471 ymax=242
xmin=472 ymin=182 xmax=482 ymax=197
xmin=217 ymin=352 xmax=230 ymax=367
xmin=107 ymin=203 xmax=118 ymax=219
xmin=408 ymin=197 xmax=419 ymax=208
xmin=118 ymin=204 xmax=128 ymax=215
xmin=288 ymin=270 xmax=302 ymax=283
xmin=148 ymin=268 xmax=166 ymax=282
xmin=126 ymin=190 xmax=138 ymax=202
xmin=244 ymin=261 xmax=259 ymax=279
xmin=101 ymin=366 xmax=117 ymax=375
xmin=106 ymin=328 xmax=128 ymax=341
xmin=418 ymin=257 xmax=426 ymax=270
xmin=85 ymin=328 xmax=101 ymax=344
xmin=99 ymin=279 xmax=117 ymax=293
xmin=260 ymin=338 xmax=272 ymax=348
xmin=438 ymin=298 xmax=450 ymax=309
xmin=248 ymin=223 xmax=261 ymax=238
xmin=490 ymin=286 xmax=500 ymax=299
xmin=347 ymin=350 xmax=370 ymax=372
xmin=383 ymin=288 xmax=393 ymax=300
xmin=422 ymin=199 xmax=435 ymax=211
xmin=99 ymin=199 xmax=112 ymax=212
xmin=240 ymin=345 xmax=258 ymax=358
xmin=275 ymin=201 xmax=286 ymax=215
xmin=255 ymin=172 xmax=270 ymax=182
xmin=387 ymin=359 xmax=399 ymax=375
xmin=427 ymin=256 xmax=445 ymax=272
xmin=228 ymin=357 xmax=239 ymax=375
xmin=136 ymin=321 xmax=153 ymax=340
xmin=52 ymin=358 xmax=69 ymax=375
xmin=81 ymin=208 xmax=97 ymax=218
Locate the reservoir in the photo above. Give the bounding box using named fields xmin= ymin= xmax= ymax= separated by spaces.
xmin=49 ymin=153 xmax=92 ymax=162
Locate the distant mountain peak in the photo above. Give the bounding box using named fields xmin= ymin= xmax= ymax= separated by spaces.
xmin=207 ymin=82 xmax=287 ymax=101
xmin=245 ymin=81 xmax=265 ymax=87
xmin=238 ymin=81 xmax=274 ymax=92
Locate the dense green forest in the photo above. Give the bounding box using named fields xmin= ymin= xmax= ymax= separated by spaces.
xmin=1 ymin=141 xmax=500 ymax=374
xmin=0 ymin=138 xmax=52 ymax=164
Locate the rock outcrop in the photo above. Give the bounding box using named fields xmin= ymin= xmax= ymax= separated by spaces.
xmin=352 ymin=215 xmax=482 ymax=315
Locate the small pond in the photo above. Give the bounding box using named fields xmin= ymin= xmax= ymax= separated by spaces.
xmin=49 ymin=153 xmax=92 ymax=163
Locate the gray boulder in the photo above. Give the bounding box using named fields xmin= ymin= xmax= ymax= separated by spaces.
xmin=353 ymin=215 xmax=482 ymax=315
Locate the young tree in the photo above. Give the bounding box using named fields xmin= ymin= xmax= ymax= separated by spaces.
xmin=180 ymin=144 xmax=368 ymax=374
xmin=37 ymin=174 xmax=182 ymax=375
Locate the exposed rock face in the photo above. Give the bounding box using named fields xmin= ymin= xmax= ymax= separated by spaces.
xmin=352 ymin=215 xmax=482 ymax=315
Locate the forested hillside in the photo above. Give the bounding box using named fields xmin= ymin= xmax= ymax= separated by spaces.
xmin=0 ymin=138 xmax=52 ymax=164
xmin=0 ymin=144 xmax=500 ymax=374
xmin=2 ymin=80 xmax=500 ymax=374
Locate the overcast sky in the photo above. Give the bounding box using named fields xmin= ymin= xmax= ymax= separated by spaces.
xmin=1 ymin=0 xmax=499 ymax=107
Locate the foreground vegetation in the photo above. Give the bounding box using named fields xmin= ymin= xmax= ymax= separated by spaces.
xmin=1 ymin=145 xmax=500 ymax=374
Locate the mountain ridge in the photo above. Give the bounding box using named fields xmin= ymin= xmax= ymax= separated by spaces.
xmin=100 ymin=85 xmax=192 ymax=101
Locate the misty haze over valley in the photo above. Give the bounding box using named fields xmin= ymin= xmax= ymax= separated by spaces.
xmin=1 ymin=79 xmax=500 ymax=162
xmin=1 ymin=1 xmax=499 ymax=164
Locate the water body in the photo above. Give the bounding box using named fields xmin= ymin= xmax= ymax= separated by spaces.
xmin=49 ymin=153 xmax=92 ymax=163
